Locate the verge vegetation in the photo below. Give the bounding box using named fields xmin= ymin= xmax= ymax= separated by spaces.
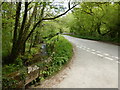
xmin=2 ymin=35 xmax=73 ymax=88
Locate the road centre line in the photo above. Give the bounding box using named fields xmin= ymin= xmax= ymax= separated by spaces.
xmin=105 ymin=57 xmax=113 ymax=61
xmin=92 ymin=49 xmax=95 ymax=51
xmin=77 ymin=46 xmax=117 ymax=59
xmin=76 ymin=45 xmax=119 ymax=63
xmin=104 ymin=53 xmax=109 ymax=56
xmin=86 ymin=50 xmax=90 ymax=52
xmin=112 ymin=56 xmax=119 ymax=59
xmin=97 ymin=54 xmax=103 ymax=57
xmin=91 ymin=52 xmax=96 ymax=54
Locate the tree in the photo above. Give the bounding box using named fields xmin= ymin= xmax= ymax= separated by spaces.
xmin=65 ymin=2 xmax=119 ymax=41
xmin=2 ymin=2 xmax=15 ymax=59
xmin=2 ymin=1 xmax=79 ymax=64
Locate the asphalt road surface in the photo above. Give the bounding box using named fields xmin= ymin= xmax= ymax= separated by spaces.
xmin=35 ymin=35 xmax=119 ymax=88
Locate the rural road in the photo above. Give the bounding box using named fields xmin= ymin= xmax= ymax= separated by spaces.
xmin=35 ymin=35 xmax=119 ymax=88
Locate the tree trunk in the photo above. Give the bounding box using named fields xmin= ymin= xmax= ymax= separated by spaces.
xmin=20 ymin=42 xmax=26 ymax=55
xmin=9 ymin=45 xmax=20 ymax=64
xmin=29 ymin=34 xmax=33 ymax=53
xmin=10 ymin=2 xmax=28 ymax=63
xmin=8 ymin=1 xmax=78 ymax=64
xmin=9 ymin=2 xmax=21 ymax=63
xmin=96 ymin=22 xmax=102 ymax=35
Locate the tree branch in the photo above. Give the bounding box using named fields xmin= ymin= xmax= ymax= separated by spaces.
xmin=68 ymin=0 xmax=71 ymax=9
xmin=18 ymin=2 xmax=28 ymax=41
xmin=28 ymin=0 xmax=34 ymax=5
xmin=24 ymin=2 xmax=38 ymax=33
xmin=102 ymin=30 xmax=111 ymax=36
xmin=13 ymin=2 xmax=21 ymax=44
xmin=24 ymin=2 xmax=79 ymax=42
xmin=42 ymin=3 xmax=79 ymax=20
xmin=24 ymin=3 xmax=46 ymax=42
xmin=27 ymin=6 xmax=33 ymax=11
xmin=40 ymin=3 xmax=46 ymax=18
xmin=0 ymin=2 xmax=4 ymax=6
xmin=24 ymin=20 xmax=42 ymax=42
xmin=81 ymin=9 xmax=93 ymax=16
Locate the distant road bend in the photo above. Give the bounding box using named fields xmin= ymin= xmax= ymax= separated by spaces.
xmin=36 ymin=35 xmax=119 ymax=88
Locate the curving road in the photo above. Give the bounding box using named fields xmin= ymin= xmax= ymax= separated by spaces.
xmin=35 ymin=35 xmax=119 ymax=88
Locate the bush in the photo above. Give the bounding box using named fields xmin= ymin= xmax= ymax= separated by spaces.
xmin=2 ymin=35 xmax=73 ymax=88
xmin=44 ymin=35 xmax=73 ymax=76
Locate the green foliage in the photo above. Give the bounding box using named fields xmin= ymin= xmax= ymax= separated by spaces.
xmin=40 ymin=21 xmax=61 ymax=39
xmin=2 ymin=1 xmax=70 ymax=64
xmin=3 ymin=64 xmax=21 ymax=75
xmin=2 ymin=35 xmax=73 ymax=88
xmin=15 ymin=57 xmax=23 ymax=67
xmin=64 ymin=2 xmax=119 ymax=43
xmin=3 ymin=77 xmax=19 ymax=88
xmin=30 ymin=35 xmax=73 ymax=85
xmin=31 ymin=48 xmax=40 ymax=55
xmin=46 ymin=35 xmax=73 ymax=75
xmin=2 ymin=3 xmax=15 ymax=57
xmin=2 ymin=67 xmax=27 ymax=88
xmin=2 ymin=56 xmax=26 ymax=75
xmin=2 ymin=2 xmax=75 ymax=88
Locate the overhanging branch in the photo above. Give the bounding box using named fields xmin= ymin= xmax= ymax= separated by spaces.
xmin=81 ymin=9 xmax=93 ymax=16
xmin=42 ymin=3 xmax=79 ymax=20
xmin=24 ymin=2 xmax=79 ymax=42
xmin=68 ymin=0 xmax=71 ymax=9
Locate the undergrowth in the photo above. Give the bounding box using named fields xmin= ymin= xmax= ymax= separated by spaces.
xmin=29 ymin=35 xmax=73 ymax=86
xmin=2 ymin=35 xmax=73 ymax=88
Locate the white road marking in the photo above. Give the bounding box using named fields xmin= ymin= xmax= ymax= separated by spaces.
xmin=104 ymin=53 xmax=109 ymax=56
xmin=91 ymin=52 xmax=96 ymax=54
xmin=86 ymin=50 xmax=90 ymax=52
xmin=105 ymin=57 xmax=113 ymax=61
xmin=76 ymin=44 xmax=119 ymax=63
xmin=77 ymin=45 xmax=117 ymax=62
xmin=112 ymin=56 xmax=119 ymax=59
xmin=97 ymin=54 xmax=103 ymax=57
xmin=92 ymin=49 xmax=95 ymax=51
